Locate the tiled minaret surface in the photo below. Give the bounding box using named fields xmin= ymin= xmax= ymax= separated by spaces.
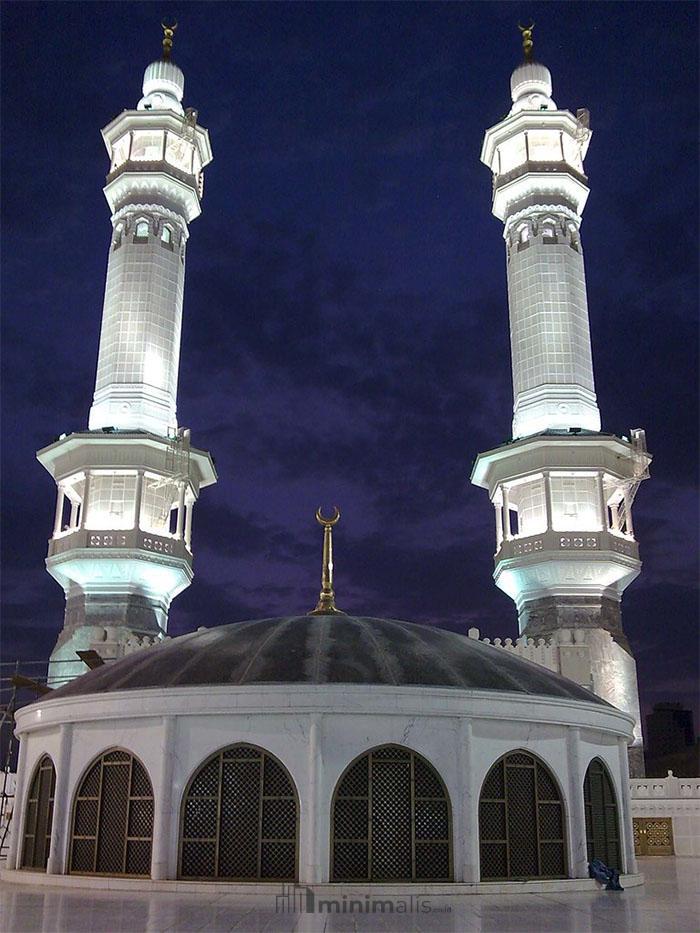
xmin=470 ymin=30 xmax=651 ymax=775
xmin=37 ymin=28 xmax=217 ymax=685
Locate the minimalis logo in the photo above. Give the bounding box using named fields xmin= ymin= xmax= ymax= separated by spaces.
xmin=275 ymin=883 xmax=450 ymax=914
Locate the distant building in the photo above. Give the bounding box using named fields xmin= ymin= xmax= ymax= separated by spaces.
xmin=645 ymin=703 xmax=699 ymax=778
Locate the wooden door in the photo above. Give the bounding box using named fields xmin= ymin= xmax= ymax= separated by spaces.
xmin=633 ymin=817 xmax=674 ymax=856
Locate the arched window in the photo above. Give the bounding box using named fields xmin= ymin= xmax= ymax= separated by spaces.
xmin=584 ymin=758 xmax=621 ymax=869
xmin=518 ymin=224 xmax=529 ymax=243
xmin=21 ymin=755 xmax=55 ymax=870
xmin=479 ymin=750 xmax=567 ymax=880
xmin=69 ymin=749 xmax=153 ymax=876
xmin=331 ymin=745 xmax=452 ymax=882
xmin=161 ymin=225 xmax=172 ymax=245
xmin=179 ymin=744 xmax=297 ymax=881
xmin=134 ymin=221 xmax=149 ymax=239
xmin=542 ymin=224 xmax=556 ymax=240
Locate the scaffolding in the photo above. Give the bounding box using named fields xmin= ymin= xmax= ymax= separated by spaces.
xmin=0 ymin=656 xmax=91 ymax=860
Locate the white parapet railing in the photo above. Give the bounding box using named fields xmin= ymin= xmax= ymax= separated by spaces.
xmin=467 ymin=627 xmax=593 ymax=690
xmin=630 ymin=772 xmax=700 ymax=800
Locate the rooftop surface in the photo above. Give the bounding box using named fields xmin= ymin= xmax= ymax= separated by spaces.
xmin=0 ymin=858 xmax=696 ymax=931
xmin=44 ymin=615 xmax=607 ymax=704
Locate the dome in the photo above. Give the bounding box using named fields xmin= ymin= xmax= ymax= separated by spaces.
xmin=510 ymin=61 xmax=553 ymax=101
xmin=138 ymin=59 xmax=184 ymax=114
xmin=45 ymin=615 xmax=608 ymax=704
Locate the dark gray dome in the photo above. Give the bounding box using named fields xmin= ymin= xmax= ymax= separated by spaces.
xmin=45 ymin=615 xmax=607 ymax=705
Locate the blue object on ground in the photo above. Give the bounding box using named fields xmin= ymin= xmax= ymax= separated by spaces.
xmin=589 ymin=857 xmax=624 ymax=890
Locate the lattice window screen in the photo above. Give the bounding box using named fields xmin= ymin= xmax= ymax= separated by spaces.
xmin=584 ymin=758 xmax=621 ymax=870
xmin=69 ymin=750 xmax=153 ymax=876
xmin=479 ymin=750 xmax=567 ymax=880
xmin=21 ymin=755 xmax=56 ymax=870
xmin=332 ymin=746 xmax=452 ymax=882
xmin=179 ymin=744 xmax=297 ymax=881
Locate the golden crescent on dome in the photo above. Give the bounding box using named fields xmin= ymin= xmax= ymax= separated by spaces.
xmin=161 ymin=20 xmax=178 ymax=33
xmin=316 ymin=506 xmax=340 ymax=526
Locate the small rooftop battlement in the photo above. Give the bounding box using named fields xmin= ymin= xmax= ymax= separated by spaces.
xmin=467 ymin=626 xmax=593 ymax=690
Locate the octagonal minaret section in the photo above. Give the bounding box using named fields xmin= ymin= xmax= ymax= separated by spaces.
xmin=471 ymin=33 xmax=651 ymax=776
xmin=482 ymin=56 xmax=599 ymax=439
xmin=89 ymin=52 xmax=211 ymax=434
xmin=37 ymin=30 xmax=217 ymax=685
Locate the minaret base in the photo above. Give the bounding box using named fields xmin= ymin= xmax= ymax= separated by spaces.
xmin=519 ymin=594 xmax=630 ymax=653
xmin=518 ymin=595 xmax=644 ymax=776
xmin=47 ymin=590 xmax=169 ymax=688
xmin=63 ymin=590 xmax=167 ymax=635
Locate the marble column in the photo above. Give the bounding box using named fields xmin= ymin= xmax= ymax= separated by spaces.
xmin=303 ymin=715 xmax=323 ymax=883
xmin=566 ymin=727 xmax=588 ymax=877
xmin=460 ymin=719 xmax=479 ymax=882
xmin=617 ymin=736 xmax=638 ymax=874
xmin=151 ymin=716 xmax=176 ymax=880
xmin=46 ymin=723 xmax=73 ymax=874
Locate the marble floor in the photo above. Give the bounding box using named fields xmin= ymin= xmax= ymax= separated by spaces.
xmin=0 ymin=859 xmax=697 ymax=933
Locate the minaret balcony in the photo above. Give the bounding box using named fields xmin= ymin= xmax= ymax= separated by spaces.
xmin=48 ymin=527 xmax=191 ymax=562
xmin=495 ymin=528 xmax=639 ymax=563
xmin=106 ymin=158 xmax=201 ymax=196
xmin=494 ymin=159 xmax=588 ymax=192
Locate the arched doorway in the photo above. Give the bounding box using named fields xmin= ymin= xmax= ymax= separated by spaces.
xmin=331 ymin=745 xmax=452 ymax=881
xmin=479 ymin=750 xmax=567 ymax=880
xmin=179 ymin=744 xmax=298 ymax=881
xmin=584 ymin=758 xmax=621 ymax=869
xmin=21 ymin=755 xmax=56 ymax=870
xmin=69 ymin=749 xmax=153 ymax=876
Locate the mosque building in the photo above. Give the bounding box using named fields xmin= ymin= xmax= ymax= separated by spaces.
xmin=4 ymin=26 xmax=647 ymax=891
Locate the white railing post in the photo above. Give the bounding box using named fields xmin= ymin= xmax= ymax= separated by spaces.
xmin=53 ymin=487 xmax=65 ymax=537
xmin=175 ymin=482 xmax=186 ymax=539
xmin=597 ymin=471 xmax=608 ymax=531
xmin=502 ymin=485 xmax=512 ymax=541
xmin=543 ymin=472 xmax=553 ymax=532
xmin=79 ymin=471 xmax=91 ymax=529
xmin=495 ymin=499 xmax=504 ymax=550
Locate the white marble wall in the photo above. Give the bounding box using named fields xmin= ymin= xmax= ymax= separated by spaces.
xmin=631 ymin=773 xmax=700 ymax=857
xmin=10 ymin=684 xmax=637 ymax=883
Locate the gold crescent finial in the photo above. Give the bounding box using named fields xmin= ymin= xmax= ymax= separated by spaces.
xmin=316 ymin=505 xmax=340 ymax=527
xmin=518 ymin=22 xmax=535 ymax=62
xmin=309 ymin=506 xmax=346 ymax=615
xmin=161 ymin=20 xmax=178 ymax=61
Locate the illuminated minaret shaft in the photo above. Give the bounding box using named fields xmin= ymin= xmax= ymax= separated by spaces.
xmin=471 ymin=28 xmax=651 ymax=775
xmin=37 ymin=27 xmax=217 ymax=683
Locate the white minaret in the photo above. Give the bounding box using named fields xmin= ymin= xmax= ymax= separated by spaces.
xmin=37 ymin=26 xmax=217 ymax=684
xmin=471 ymin=28 xmax=651 ymax=775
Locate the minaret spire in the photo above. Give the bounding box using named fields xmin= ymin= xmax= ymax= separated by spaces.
xmin=309 ymin=507 xmax=345 ymax=615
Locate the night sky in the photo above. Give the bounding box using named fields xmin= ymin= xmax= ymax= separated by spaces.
xmin=2 ymin=3 xmax=698 ymax=726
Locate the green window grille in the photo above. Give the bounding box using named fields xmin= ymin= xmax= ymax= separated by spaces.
xmin=69 ymin=749 xmax=153 ymax=876
xmin=179 ymin=744 xmax=298 ymax=881
xmin=331 ymin=745 xmax=452 ymax=882
xmin=479 ymin=750 xmax=567 ymax=880
xmin=21 ymin=755 xmax=56 ymax=870
xmin=584 ymin=758 xmax=621 ymax=870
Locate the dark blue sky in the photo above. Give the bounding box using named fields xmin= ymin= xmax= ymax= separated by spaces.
xmin=2 ymin=3 xmax=698 ymax=725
